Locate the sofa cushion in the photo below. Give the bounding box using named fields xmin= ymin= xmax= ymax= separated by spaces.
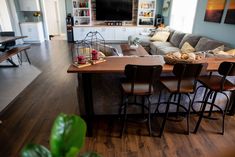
xmin=149 ymin=41 xmax=174 ymax=55
xmin=167 ymin=28 xmax=175 ymax=41
xmin=157 ymin=46 xmax=180 ymax=55
xmin=181 ymin=42 xmax=195 ymax=53
xmin=139 ymin=36 xmax=151 ymax=47
xmin=97 ymin=44 xmax=120 ymax=56
xmin=150 ymin=31 xmax=170 ymax=42
xmin=150 ymin=41 xmax=174 ymax=48
xmin=179 ymin=34 xmax=201 ymax=48
xmin=195 ymin=37 xmax=225 ymax=51
xmin=169 ymin=31 xmax=186 ymax=47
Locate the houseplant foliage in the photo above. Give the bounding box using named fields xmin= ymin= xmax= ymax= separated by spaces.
xmin=21 ymin=113 xmax=101 ymax=157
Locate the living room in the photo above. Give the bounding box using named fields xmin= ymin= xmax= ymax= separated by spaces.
xmin=1 ymin=0 xmax=235 ymax=157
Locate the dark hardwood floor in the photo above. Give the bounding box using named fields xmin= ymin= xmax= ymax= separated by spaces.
xmin=1 ymin=41 xmax=235 ymax=157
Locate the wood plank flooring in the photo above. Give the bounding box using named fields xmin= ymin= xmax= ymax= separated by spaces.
xmin=1 ymin=41 xmax=235 ymax=157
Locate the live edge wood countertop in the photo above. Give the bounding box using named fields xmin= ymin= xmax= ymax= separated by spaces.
xmin=67 ymin=56 xmax=235 ymax=74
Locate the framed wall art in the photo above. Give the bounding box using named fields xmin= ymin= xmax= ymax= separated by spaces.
xmin=224 ymin=0 xmax=235 ymax=24
xmin=204 ymin=0 xmax=226 ymax=23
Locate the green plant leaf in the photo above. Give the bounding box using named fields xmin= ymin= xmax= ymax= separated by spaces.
xmin=50 ymin=113 xmax=87 ymax=157
xmin=80 ymin=152 xmax=102 ymax=157
xmin=21 ymin=144 xmax=51 ymax=157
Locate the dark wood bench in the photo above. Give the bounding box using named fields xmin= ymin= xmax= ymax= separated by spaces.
xmin=0 ymin=45 xmax=31 ymax=66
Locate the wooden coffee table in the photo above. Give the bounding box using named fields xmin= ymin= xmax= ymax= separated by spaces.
xmin=120 ymin=44 xmax=149 ymax=56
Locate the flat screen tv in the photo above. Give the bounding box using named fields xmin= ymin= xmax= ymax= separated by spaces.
xmin=96 ymin=0 xmax=133 ymax=21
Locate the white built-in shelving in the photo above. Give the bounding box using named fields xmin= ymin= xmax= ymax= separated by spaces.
xmin=137 ymin=0 xmax=156 ymax=26
xmin=72 ymin=0 xmax=92 ymax=26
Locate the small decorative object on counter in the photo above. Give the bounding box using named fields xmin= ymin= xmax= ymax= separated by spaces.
xmin=130 ymin=37 xmax=141 ymax=49
xmin=33 ymin=11 xmax=41 ymax=22
xmin=71 ymin=31 xmax=107 ymax=68
xmin=77 ymin=55 xmax=86 ymax=64
xmin=91 ymin=49 xmax=99 ymax=60
xmin=33 ymin=11 xmax=41 ymax=17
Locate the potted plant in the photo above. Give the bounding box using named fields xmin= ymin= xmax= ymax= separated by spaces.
xmin=21 ymin=113 xmax=101 ymax=157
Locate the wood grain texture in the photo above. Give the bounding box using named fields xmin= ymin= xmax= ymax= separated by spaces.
xmin=1 ymin=41 xmax=235 ymax=157
xmin=0 ymin=46 xmax=30 ymax=63
xmin=0 ymin=36 xmax=27 ymax=44
xmin=67 ymin=57 xmax=235 ymax=74
xmin=67 ymin=56 xmax=165 ymax=73
xmin=120 ymin=44 xmax=149 ymax=56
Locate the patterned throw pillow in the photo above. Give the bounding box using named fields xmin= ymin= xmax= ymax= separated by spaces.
xmin=207 ymin=46 xmax=235 ymax=58
xmin=180 ymin=42 xmax=195 ymax=53
xmin=226 ymin=49 xmax=235 ymax=56
xmin=210 ymin=45 xmax=224 ymax=54
xmin=150 ymin=31 xmax=170 ymax=42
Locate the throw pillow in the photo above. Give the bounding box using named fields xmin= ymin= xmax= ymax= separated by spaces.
xmin=216 ymin=51 xmax=230 ymax=55
xmin=226 ymin=49 xmax=235 ymax=56
xmin=210 ymin=45 xmax=225 ymax=54
xmin=156 ymin=26 xmax=170 ymax=32
xmin=180 ymin=42 xmax=195 ymax=53
xmin=150 ymin=31 xmax=170 ymax=42
xmin=98 ymin=51 xmax=106 ymax=57
xmin=213 ymin=51 xmax=234 ymax=58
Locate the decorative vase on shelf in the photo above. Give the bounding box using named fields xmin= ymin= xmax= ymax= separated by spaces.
xmin=33 ymin=12 xmax=41 ymax=22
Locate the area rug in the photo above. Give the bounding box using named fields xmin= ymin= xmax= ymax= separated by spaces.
xmin=0 ymin=63 xmax=41 ymax=112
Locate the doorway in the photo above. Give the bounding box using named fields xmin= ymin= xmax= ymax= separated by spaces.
xmin=43 ymin=0 xmax=66 ymax=40
xmin=44 ymin=0 xmax=60 ymax=35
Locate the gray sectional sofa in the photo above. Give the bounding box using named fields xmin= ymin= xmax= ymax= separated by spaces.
xmin=136 ymin=29 xmax=231 ymax=56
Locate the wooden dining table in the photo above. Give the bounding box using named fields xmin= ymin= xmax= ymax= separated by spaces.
xmin=0 ymin=36 xmax=27 ymax=67
xmin=0 ymin=36 xmax=27 ymax=44
xmin=67 ymin=56 xmax=235 ymax=136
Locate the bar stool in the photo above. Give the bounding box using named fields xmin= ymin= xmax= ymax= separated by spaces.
xmin=119 ymin=64 xmax=162 ymax=137
xmin=155 ymin=63 xmax=203 ymax=137
xmin=193 ymin=62 xmax=235 ymax=134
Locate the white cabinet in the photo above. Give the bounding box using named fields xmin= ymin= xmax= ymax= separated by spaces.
xmin=115 ymin=27 xmax=138 ymax=41
xmin=98 ymin=27 xmax=115 ymax=41
xmin=73 ymin=27 xmax=91 ymax=41
xmin=20 ymin=22 xmax=44 ymax=43
xmin=73 ymin=26 xmax=153 ymax=42
xmin=18 ymin=0 xmax=40 ymax=11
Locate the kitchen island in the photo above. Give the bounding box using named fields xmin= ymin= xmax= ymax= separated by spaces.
xmin=68 ymin=55 xmax=235 ymax=136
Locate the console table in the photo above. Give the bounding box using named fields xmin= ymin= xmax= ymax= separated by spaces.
xmin=68 ymin=56 xmax=235 ymax=136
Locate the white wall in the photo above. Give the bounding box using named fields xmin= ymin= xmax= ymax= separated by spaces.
xmin=58 ymin=0 xmax=66 ymax=34
xmin=193 ymin=0 xmax=235 ymax=47
xmin=0 ymin=0 xmax=13 ymax=31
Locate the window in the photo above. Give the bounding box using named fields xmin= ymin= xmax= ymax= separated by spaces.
xmin=0 ymin=0 xmax=13 ymax=31
xmin=169 ymin=0 xmax=197 ymax=33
